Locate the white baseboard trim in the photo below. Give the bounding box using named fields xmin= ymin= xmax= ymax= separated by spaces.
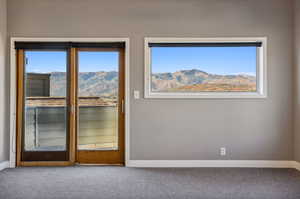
xmin=127 ymin=160 xmax=295 ymax=168
xmin=3 ymin=159 xmax=299 ymax=170
xmin=292 ymin=161 xmax=300 ymax=171
xmin=0 ymin=161 xmax=9 ymax=171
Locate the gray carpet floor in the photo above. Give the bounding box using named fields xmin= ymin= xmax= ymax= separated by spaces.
xmin=0 ymin=167 xmax=300 ymax=199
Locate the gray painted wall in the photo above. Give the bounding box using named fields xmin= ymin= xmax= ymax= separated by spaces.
xmin=0 ymin=0 xmax=8 ymax=162
xmin=294 ymin=0 xmax=300 ymax=162
xmin=6 ymin=0 xmax=294 ymax=160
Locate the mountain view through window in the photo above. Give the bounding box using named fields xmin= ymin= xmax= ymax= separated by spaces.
xmin=150 ymin=46 xmax=257 ymax=92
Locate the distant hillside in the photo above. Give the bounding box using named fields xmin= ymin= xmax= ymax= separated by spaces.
xmin=152 ymin=69 xmax=256 ymax=92
xmin=50 ymin=71 xmax=118 ymax=97
xmin=48 ymin=69 xmax=256 ymax=96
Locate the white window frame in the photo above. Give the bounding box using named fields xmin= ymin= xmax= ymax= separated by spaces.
xmin=144 ymin=37 xmax=267 ymax=99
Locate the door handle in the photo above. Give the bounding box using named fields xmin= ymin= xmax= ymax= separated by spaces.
xmin=70 ymin=105 xmax=76 ymax=114
xmin=121 ymin=99 xmax=125 ymax=113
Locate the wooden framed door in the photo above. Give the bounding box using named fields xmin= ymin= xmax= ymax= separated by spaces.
xmin=16 ymin=48 xmax=74 ymax=166
xmin=15 ymin=42 xmax=125 ymax=166
xmin=75 ymin=48 xmax=125 ymax=164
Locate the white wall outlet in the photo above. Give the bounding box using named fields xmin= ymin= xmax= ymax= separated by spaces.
xmin=220 ymin=147 xmax=226 ymax=156
xmin=134 ymin=90 xmax=140 ymax=99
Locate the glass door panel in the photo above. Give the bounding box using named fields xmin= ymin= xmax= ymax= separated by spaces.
xmin=77 ymin=51 xmax=119 ymax=150
xmin=22 ymin=50 xmax=69 ymax=161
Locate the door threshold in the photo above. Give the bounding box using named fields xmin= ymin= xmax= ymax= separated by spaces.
xmin=75 ymin=163 xmax=124 ymax=166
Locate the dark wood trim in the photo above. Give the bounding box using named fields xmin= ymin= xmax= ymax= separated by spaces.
xmin=16 ymin=49 xmax=24 ymax=167
xmin=69 ymin=47 xmax=77 ymax=164
xmin=15 ymin=42 xmax=125 ymax=50
xmin=22 ymin=151 xmax=68 ymax=161
xmin=118 ymin=47 xmax=126 ymax=163
xmin=76 ymin=47 xmax=121 ymax=52
xmin=71 ymin=43 xmax=125 ymax=49
xmin=19 ymin=161 xmax=72 ymax=167
xmin=76 ymin=151 xmax=124 ymax=164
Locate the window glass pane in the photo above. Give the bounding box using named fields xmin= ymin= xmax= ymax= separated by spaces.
xmin=77 ymin=51 xmax=119 ymax=150
xmin=151 ymin=46 xmax=257 ymax=92
xmin=24 ymin=51 xmax=67 ymax=151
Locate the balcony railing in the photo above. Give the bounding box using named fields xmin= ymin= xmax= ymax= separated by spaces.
xmin=24 ymin=97 xmax=118 ymax=151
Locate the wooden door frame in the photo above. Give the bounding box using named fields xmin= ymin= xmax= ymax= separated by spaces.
xmin=10 ymin=38 xmax=130 ymax=167
xmin=75 ymin=47 xmax=125 ymax=164
xmin=16 ymin=49 xmax=73 ymax=166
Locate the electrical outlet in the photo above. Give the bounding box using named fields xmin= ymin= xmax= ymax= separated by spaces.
xmin=220 ymin=147 xmax=226 ymax=156
xmin=134 ymin=90 xmax=140 ymax=99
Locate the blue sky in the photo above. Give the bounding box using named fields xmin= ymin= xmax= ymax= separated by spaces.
xmin=78 ymin=52 xmax=118 ymax=72
xmin=151 ymin=47 xmax=257 ymax=76
xmin=25 ymin=51 xmax=118 ymax=73
xmin=25 ymin=47 xmax=256 ymax=76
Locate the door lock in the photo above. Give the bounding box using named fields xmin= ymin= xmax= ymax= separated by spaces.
xmin=70 ymin=105 xmax=76 ymax=113
xmin=121 ymin=99 xmax=125 ymax=113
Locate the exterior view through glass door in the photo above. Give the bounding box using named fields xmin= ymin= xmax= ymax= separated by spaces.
xmin=16 ymin=42 xmax=125 ymax=166
xmin=76 ymin=48 xmax=125 ymax=164
xmin=16 ymin=49 xmax=70 ymax=165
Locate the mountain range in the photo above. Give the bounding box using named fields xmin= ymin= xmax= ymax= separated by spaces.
xmin=152 ymin=69 xmax=256 ymax=92
xmin=50 ymin=71 xmax=118 ymax=97
xmin=49 ymin=69 xmax=256 ymax=97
